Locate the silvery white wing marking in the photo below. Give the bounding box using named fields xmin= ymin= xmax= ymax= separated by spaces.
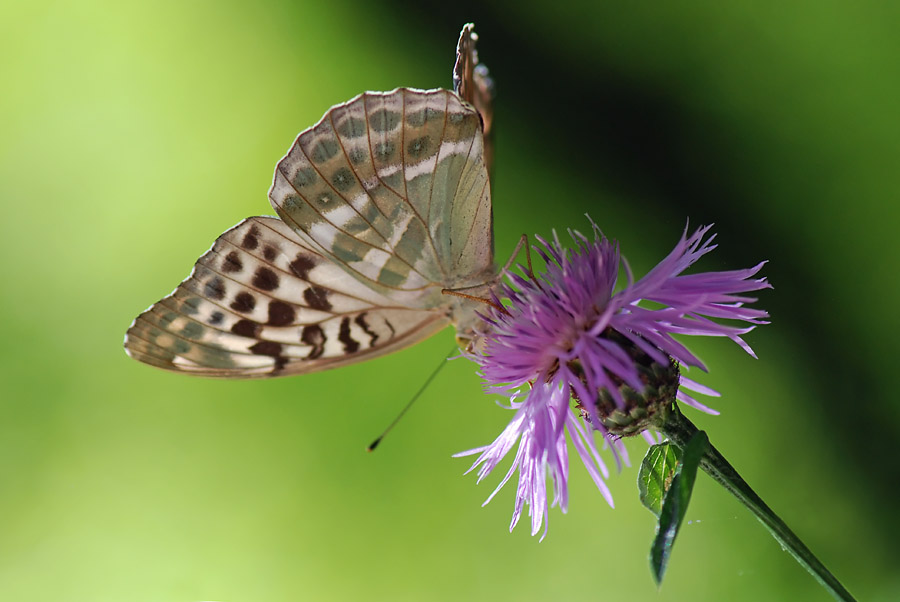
xmin=125 ymin=88 xmax=494 ymax=377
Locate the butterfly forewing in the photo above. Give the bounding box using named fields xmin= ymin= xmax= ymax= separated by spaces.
xmin=124 ymin=217 xmax=451 ymax=377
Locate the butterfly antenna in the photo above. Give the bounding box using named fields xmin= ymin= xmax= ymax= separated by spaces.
xmin=367 ymin=348 xmax=456 ymax=452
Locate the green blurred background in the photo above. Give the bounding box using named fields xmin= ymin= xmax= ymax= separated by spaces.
xmin=2 ymin=1 xmax=898 ymax=600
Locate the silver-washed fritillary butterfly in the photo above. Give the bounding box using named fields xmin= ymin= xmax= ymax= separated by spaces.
xmin=124 ymin=26 xmax=495 ymax=378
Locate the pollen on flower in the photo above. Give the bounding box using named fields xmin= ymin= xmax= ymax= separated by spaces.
xmin=459 ymin=219 xmax=771 ymax=537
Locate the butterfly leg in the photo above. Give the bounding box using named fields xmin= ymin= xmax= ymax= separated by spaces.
xmin=498 ymin=233 xmax=540 ymax=285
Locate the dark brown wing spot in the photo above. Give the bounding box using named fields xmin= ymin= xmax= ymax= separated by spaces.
xmin=301 ymin=324 xmax=325 ymax=359
xmin=289 ymin=255 xmax=316 ymax=280
xmin=338 ymin=317 xmax=360 ymax=354
xmin=263 ymin=245 xmax=277 ymax=261
xmin=303 ymin=286 xmax=332 ymax=311
xmin=241 ymin=225 xmax=260 ymax=250
xmin=249 ymin=341 xmax=283 ymax=357
xmin=267 ymin=301 xmax=296 ymax=326
xmin=204 ymin=277 xmax=226 ymax=301
xmin=230 ymin=292 xmax=256 ymax=313
xmin=209 ymin=311 xmax=224 ymax=326
xmin=253 ymin=267 xmax=280 ymax=291
xmin=354 ymin=313 xmax=378 ymax=346
xmin=231 ymin=319 xmax=261 ymax=338
xmin=222 ymin=251 xmax=243 ymax=273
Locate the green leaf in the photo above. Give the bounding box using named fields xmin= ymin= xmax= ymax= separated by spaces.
xmin=645 ymin=431 xmax=710 ymax=585
xmin=638 ymin=441 xmax=681 ymax=517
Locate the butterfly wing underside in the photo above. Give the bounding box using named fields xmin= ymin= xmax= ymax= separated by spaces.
xmin=269 ymin=88 xmax=493 ymax=305
xmin=125 ymin=88 xmax=492 ymax=377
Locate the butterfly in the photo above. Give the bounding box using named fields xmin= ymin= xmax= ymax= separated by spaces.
xmin=124 ymin=26 xmax=498 ymax=377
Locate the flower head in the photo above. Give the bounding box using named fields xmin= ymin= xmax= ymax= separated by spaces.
xmin=458 ymin=221 xmax=770 ymax=537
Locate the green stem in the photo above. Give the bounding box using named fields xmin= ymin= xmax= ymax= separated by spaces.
xmin=659 ymin=404 xmax=856 ymax=602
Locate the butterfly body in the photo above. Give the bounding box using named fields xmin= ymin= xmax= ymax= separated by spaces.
xmin=125 ymin=88 xmax=494 ymax=378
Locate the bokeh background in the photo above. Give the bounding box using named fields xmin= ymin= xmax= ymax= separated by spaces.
xmin=2 ymin=1 xmax=898 ymax=600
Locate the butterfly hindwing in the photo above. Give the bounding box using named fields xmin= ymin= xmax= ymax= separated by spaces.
xmin=124 ymin=217 xmax=451 ymax=377
xmin=269 ymin=88 xmax=492 ymax=303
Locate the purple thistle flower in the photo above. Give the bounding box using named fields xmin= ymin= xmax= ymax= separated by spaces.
xmin=457 ymin=220 xmax=771 ymax=537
